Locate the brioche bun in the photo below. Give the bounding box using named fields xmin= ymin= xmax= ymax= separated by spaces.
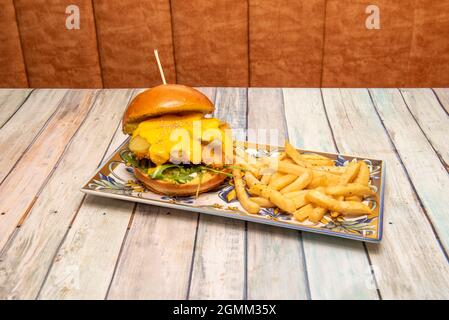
xmin=123 ymin=84 xmax=214 ymax=134
xmin=134 ymin=167 xmax=227 ymax=196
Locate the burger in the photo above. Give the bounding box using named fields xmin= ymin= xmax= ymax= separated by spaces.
xmin=121 ymin=84 xmax=233 ymax=196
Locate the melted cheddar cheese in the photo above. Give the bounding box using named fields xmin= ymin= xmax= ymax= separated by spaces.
xmin=130 ymin=112 xmax=226 ymax=165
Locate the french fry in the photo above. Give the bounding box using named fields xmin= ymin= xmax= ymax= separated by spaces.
xmin=263 ymin=188 xmax=296 ymax=213
xmin=245 ymin=172 xmax=296 ymax=213
xmin=268 ymin=174 xmax=297 ymax=191
xmin=276 ymin=161 xmax=308 ymax=176
xmin=325 ymin=183 xmax=374 ymax=197
xmin=233 ymin=142 xmax=377 ymax=223
xmin=280 ymin=169 xmax=313 ymax=194
xmin=293 ymin=204 xmax=314 ymax=222
xmin=312 ymin=170 xmax=340 ymax=185
xmin=309 ymin=207 xmax=327 ymax=223
xmin=284 ymin=190 xmax=308 ymax=198
xmin=284 ymin=191 xmax=309 ymax=209
xmin=354 ymin=161 xmax=370 ymax=186
xmin=278 ymin=152 xmax=287 ymax=160
xmin=345 ymin=195 xmax=362 ymax=202
xmin=235 ymin=148 xmax=263 ymax=168
xmin=285 ymin=141 xmax=311 ymax=167
xmin=313 ymin=166 xmax=346 ymax=175
xmin=330 ymin=211 xmax=341 ymax=218
xmin=235 ymin=155 xmax=260 ymax=177
xmin=305 ymin=190 xmax=373 ymax=216
xmin=250 ymin=197 xmax=275 ymax=208
xmin=339 ymin=161 xmax=361 ymax=185
xmin=307 ymin=175 xmax=328 ymax=189
xmin=244 ymin=171 xmax=262 ymax=188
xmin=268 ymin=172 xmax=284 ymax=184
xmin=304 ymin=159 xmax=335 ymax=166
xmin=233 ymin=169 xmax=260 ymax=214
xmin=330 ymin=196 xmax=344 ymax=218
xmin=301 ymin=153 xmax=332 ymax=161
xmin=260 ymin=173 xmax=272 ymax=185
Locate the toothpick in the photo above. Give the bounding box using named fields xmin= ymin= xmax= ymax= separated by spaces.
xmin=153 ymin=49 xmax=167 ymax=85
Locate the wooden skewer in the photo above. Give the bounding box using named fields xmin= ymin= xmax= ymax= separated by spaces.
xmin=153 ymin=49 xmax=167 ymax=85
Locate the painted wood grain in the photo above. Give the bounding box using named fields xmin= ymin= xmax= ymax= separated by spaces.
xmin=322 ymin=88 xmax=449 ymax=299
xmin=0 ymin=90 xmax=98 ymax=252
xmin=322 ymin=0 xmax=414 ymax=87
xmin=0 ymin=89 xmax=134 ymax=299
xmin=37 ymin=90 xmax=142 ymax=300
xmin=283 ymin=88 xmax=378 ymax=300
xmin=14 ymin=0 xmax=102 ymax=87
xmin=249 ymin=0 xmax=325 ymax=87
xmin=246 ymin=88 xmax=309 ymax=299
xmin=399 ymin=89 xmax=449 ymax=169
xmin=171 ymin=1 xmax=248 ymax=86
xmin=0 ymin=89 xmax=67 ymax=184
xmin=0 ymin=89 xmax=32 ymax=128
xmin=0 ymin=0 xmax=28 ymax=87
xmin=370 ymin=89 xmax=449 ymax=251
xmin=107 ymin=205 xmax=198 ymax=300
xmin=433 ymin=89 xmax=449 ymax=114
xmin=188 ymin=88 xmax=246 ymax=299
xmin=38 ymin=195 xmax=133 ymax=300
xmin=407 ymin=2 xmax=449 ymax=86
xmin=93 ymin=0 xmax=175 ymax=87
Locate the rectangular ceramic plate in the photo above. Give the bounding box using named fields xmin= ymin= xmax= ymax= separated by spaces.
xmin=82 ymin=139 xmax=385 ymax=243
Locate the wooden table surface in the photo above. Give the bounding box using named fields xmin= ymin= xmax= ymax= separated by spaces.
xmin=0 ymin=88 xmax=448 ymax=300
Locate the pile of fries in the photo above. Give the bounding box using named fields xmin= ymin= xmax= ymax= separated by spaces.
xmin=232 ymin=141 xmax=375 ymax=224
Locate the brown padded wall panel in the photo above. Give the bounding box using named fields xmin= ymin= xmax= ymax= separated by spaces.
xmin=322 ymin=0 xmax=414 ymax=87
xmin=249 ymin=0 xmax=325 ymax=87
xmin=93 ymin=0 xmax=175 ymax=88
xmin=0 ymin=0 xmax=28 ymax=87
xmin=407 ymin=1 xmax=449 ymax=87
xmin=171 ymin=0 xmax=248 ymax=87
xmin=14 ymin=0 xmax=102 ymax=88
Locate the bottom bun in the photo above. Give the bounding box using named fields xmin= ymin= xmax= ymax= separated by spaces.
xmin=134 ymin=167 xmax=228 ymax=196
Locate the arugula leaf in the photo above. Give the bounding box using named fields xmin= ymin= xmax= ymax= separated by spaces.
xmin=122 ymin=149 xmax=234 ymax=185
xmin=197 ymin=165 xmax=233 ymax=178
xmin=150 ymin=164 xmax=182 ymax=180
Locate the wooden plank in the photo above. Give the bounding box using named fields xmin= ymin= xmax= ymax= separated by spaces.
xmin=322 ymin=0 xmax=413 ymax=87
xmin=433 ymin=89 xmax=449 ymax=114
xmin=171 ymin=1 xmax=248 ymax=86
xmin=0 ymin=0 xmax=28 ymax=87
xmin=0 ymin=89 xmax=98 ymax=252
xmin=38 ymin=195 xmax=134 ymax=300
xmin=36 ymin=90 xmax=140 ymax=300
xmin=107 ymin=205 xmax=198 ymax=300
xmin=0 ymin=89 xmax=67 ymax=183
xmin=370 ymin=89 xmax=449 ymax=251
xmin=0 ymin=89 xmax=134 ymax=299
xmin=407 ymin=2 xmax=449 ymax=86
xmin=188 ymin=88 xmax=246 ymax=299
xmin=283 ymin=89 xmax=378 ymax=300
xmin=322 ymin=88 xmax=449 ymax=299
xmin=0 ymin=89 xmax=33 ymax=128
xmin=246 ymin=88 xmax=309 ymax=299
xmin=399 ymin=89 xmax=449 ymax=169
xmin=249 ymin=0 xmax=325 ymax=87
xmin=93 ymin=0 xmax=175 ymax=87
xmin=14 ymin=0 xmax=102 ymax=87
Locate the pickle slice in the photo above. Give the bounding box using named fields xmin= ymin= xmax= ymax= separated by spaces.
xmin=129 ymin=135 xmax=150 ymax=157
